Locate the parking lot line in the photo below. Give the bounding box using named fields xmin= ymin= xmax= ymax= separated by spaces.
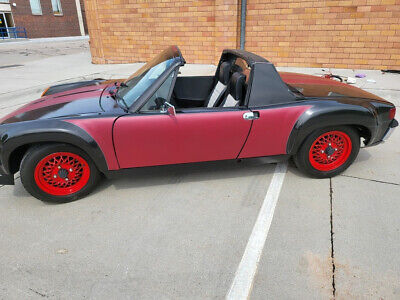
xmin=226 ymin=162 xmax=288 ymax=300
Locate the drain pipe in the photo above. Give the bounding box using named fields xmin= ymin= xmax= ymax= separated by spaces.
xmin=240 ymin=0 xmax=247 ymax=50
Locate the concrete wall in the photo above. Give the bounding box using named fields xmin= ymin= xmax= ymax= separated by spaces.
xmin=84 ymin=0 xmax=400 ymax=69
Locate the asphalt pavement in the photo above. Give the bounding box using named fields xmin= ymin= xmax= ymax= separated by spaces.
xmin=0 ymin=38 xmax=399 ymax=299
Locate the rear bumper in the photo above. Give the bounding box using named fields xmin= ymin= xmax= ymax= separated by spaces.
xmin=382 ymin=118 xmax=398 ymax=141
xmin=0 ymin=173 xmax=14 ymax=185
xmin=368 ymin=118 xmax=398 ymax=147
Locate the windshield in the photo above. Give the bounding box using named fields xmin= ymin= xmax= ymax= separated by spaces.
xmin=116 ymin=46 xmax=180 ymax=108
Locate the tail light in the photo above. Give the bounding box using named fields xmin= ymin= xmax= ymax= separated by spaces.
xmin=389 ymin=107 xmax=396 ymax=120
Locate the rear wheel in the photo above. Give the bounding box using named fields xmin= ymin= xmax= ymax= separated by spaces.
xmin=294 ymin=126 xmax=360 ymax=178
xmin=20 ymin=144 xmax=101 ymax=202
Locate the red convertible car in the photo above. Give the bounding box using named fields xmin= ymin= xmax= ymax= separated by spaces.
xmin=0 ymin=46 xmax=397 ymax=202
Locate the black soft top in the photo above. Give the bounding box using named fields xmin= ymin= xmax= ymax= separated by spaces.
xmin=220 ymin=49 xmax=297 ymax=107
xmin=222 ymin=49 xmax=269 ymax=66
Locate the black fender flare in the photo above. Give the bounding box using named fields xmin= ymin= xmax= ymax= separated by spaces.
xmin=286 ymin=103 xmax=377 ymax=155
xmin=0 ymin=120 xmax=109 ymax=175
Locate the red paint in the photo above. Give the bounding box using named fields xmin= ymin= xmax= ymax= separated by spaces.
xmin=389 ymin=107 xmax=396 ymax=120
xmin=113 ymin=111 xmax=252 ymax=168
xmin=309 ymin=131 xmax=352 ymax=171
xmin=239 ymin=106 xmax=311 ymax=158
xmin=0 ymin=85 xmax=107 ymax=124
xmin=34 ymin=152 xmax=90 ymax=196
xmin=279 ymin=72 xmax=343 ymax=86
xmin=66 ymin=118 xmax=119 ymax=170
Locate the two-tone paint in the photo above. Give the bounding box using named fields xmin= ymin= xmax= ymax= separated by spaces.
xmin=0 ymin=48 xmax=396 ymax=185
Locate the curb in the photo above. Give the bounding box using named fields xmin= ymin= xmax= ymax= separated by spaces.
xmin=0 ymin=35 xmax=89 ymax=46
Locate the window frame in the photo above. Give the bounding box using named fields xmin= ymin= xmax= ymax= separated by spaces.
xmin=138 ymin=68 xmax=179 ymax=114
xmin=29 ymin=0 xmax=42 ymax=16
xmin=51 ymin=0 xmax=63 ymax=16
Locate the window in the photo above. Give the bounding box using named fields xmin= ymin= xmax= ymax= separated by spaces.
xmin=51 ymin=0 xmax=63 ymax=15
xmin=118 ymin=58 xmax=175 ymax=108
xmin=140 ymin=71 xmax=176 ymax=112
xmin=29 ymin=0 xmax=42 ymax=15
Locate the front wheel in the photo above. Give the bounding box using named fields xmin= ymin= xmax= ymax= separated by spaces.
xmin=20 ymin=144 xmax=101 ymax=203
xmin=294 ymin=126 xmax=360 ymax=178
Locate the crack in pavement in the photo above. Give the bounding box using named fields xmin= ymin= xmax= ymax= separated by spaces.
xmin=329 ymin=178 xmax=336 ymax=299
xmin=29 ymin=288 xmax=49 ymax=298
xmin=340 ymin=174 xmax=399 ymax=186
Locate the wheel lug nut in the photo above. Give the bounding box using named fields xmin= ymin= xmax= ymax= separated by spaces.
xmin=335 ymin=148 xmax=337 ymax=151
xmin=329 ymin=143 xmax=331 ymax=146
xmin=53 ymin=175 xmax=57 ymax=178
xmin=58 ymin=166 xmax=61 ymax=169
xmin=321 ymin=150 xmax=324 ymax=153
xmin=65 ymin=178 xmax=68 ymax=181
xmin=69 ymin=168 xmax=73 ymax=172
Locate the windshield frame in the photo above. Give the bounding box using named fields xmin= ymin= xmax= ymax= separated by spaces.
xmin=116 ymin=46 xmax=185 ymax=112
xmin=136 ymin=67 xmax=180 ymax=114
xmin=128 ymin=58 xmax=183 ymax=113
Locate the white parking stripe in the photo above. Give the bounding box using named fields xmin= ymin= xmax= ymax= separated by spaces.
xmin=226 ymin=162 xmax=288 ymax=300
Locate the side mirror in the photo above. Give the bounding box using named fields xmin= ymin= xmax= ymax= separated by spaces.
xmin=161 ymin=102 xmax=176 ymax=116
xmin=167 ymin=106 xmax=176 ymax=116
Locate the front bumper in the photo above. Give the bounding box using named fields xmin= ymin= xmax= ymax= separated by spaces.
xmin=382 ymin=118 xmax=398 ymax=142
xmin=0 ymin=174 xmax=14 ymax=185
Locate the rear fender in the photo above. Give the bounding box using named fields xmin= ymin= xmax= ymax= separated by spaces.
xmin=286 ymin=104 xmax=377 ymax=154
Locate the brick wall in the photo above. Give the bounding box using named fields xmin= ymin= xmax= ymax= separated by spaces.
xmin=245 ymin=0 xmax=400 ymax=69
xmin=12 ymin=0 xmax=81 ymax=38
xmin=85 ymin=0 xmax=239 ymax=64
xmin=85 ymin=0 xmax=400 ymax=69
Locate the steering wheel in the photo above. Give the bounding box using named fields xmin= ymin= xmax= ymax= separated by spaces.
xmin=154 ymin=97 xmax=166 ymax=110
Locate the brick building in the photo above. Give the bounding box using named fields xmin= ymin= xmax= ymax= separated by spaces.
xmin=84 ymin=0 xmax=400 ymax=70
xmin=0 ymin=0 xmax=86 ymax=39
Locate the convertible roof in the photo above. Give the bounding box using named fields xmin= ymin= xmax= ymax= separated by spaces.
xmin=222 ymin=49 xmax=269 ymax=66
xmin=220 ymin=49 xmax=297 ymax=107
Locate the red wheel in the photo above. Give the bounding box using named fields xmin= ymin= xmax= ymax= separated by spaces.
xmin=21 ymin=144 xmax=101 ymax=202
xmin=34 ymin=152 xmax=91 ymax=196
xmin=294 ymin=126 xmax=360 ymax=178
xmin=308 ymin=131 xmax=352 ymax=171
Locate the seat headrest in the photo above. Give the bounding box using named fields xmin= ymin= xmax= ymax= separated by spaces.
xmin=229 ymin=72 xmax=246 ymax=101
xmin=218 ymin=62 xmax=230 ymax=85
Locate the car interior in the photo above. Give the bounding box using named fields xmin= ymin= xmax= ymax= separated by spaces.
xmin=170 ymin=57 xmax=249 ymax=110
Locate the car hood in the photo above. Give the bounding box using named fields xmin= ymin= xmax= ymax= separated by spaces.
xmin=279 ymin=72 xmax=384 ymax=101
xmin=0 ymin=84 xmax=123 ymax=124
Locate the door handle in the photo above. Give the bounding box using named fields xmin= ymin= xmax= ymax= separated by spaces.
xmin=243 ymin=111 xmax=260 ymax=120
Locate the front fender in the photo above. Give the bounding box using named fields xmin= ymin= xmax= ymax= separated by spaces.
xmin=42 ymin=79 xmax=105 ymax=96
xmin=0 ymin=119 xmax=109 ymax=175
xmin=286 ymin=101 xmax=377 ymax=154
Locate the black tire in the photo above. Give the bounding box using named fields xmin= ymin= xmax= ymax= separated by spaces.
xmin=20 ymin=144 xmax=101 ymax=203
xmin=294 ymin=126 xmax=360 ymax=178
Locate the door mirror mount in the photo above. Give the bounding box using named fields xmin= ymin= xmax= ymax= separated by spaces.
xmin=161 ymin=102 xmax=176 ymax=116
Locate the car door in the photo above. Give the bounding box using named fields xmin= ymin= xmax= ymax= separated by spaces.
xmin=113 ymin=108 xmax=252 ymax=169
xmin=238 ymin=105 xmax=311 ymax=158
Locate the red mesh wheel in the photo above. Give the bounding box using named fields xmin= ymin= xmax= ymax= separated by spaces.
xmin=309 ymin=131 xmax=352 ymax=171
xmin=34 ymin=152 xmax=91 ymax=196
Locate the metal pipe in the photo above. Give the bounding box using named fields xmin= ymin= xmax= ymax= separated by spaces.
xmin=240 ymin=0 xmax=247 ymax=50
xmin=75 ymin=0 xmax=85 ymax=36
